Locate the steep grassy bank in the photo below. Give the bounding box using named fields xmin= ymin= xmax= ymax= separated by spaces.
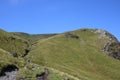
xmin=0 ymin=29 xmax=30 ymax=56
xmin=0 ymin=29 xmax=65 ymax=80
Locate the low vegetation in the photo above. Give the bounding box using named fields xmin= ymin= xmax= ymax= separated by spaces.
xmin=27 ymin=29 xmax=120 ymax=80
xmin=0 ymin=29 xmax=30 ymax=56
xmin=0 ymin=28 xmax=120 ymax=80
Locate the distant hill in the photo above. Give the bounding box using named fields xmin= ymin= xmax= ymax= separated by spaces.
xmin=12 ymin=32 xmax=57 ymax=44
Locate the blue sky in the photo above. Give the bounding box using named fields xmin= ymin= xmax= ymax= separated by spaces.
xmin=0 ymin=0 xmax=120 ymax=40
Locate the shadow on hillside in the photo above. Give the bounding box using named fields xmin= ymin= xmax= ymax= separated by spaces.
xmin=0 ymin=64 xmax=18 ymax=76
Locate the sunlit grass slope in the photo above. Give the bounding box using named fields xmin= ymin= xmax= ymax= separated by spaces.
xmin=0 ymin=29 xmax=29 ymax=56
xmin=28 ymin=29 xmax=120 ymax=80
xmin=0 ymin=48 xmax=19 ymax=73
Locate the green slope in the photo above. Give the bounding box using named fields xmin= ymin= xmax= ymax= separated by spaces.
xmin=0 ymin=29 xmax=30 ymax=75
xmin=0 ymin=29 xmax=30 ymax=56
xmin=27 ymin=29 xmax=120 ymax=80
xmin=0 ymin=29 xmax=66 ymax=80
xmin=0 ymin=48 xmax=19 ymax=75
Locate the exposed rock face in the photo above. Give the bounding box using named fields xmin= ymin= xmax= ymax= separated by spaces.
xmin=94 ymin=29 xmax=120 ymax=60
xmin=0 ymin=65 xmax=18 ymax=76
xmin=0 ymin=64 xmax=19 ymax=80
xmin=0 ymin=70 xmax=18 ymax=80
xmin=36 ymin=68 xmax=49 ymax=80
xmin=95 ymin=29 xmax=118 ymax=43
xmin=65 ymin=32 xmax=79 ymax=39
xmin=103 ymin=42 xmax=120 ymax=60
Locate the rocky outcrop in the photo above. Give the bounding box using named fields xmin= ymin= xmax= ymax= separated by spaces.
xmin=94 ymin=29 xmax=120 ymax=60
xmin=0 ymin=64 xmax=18 ymax=80
xmin=36 ymin=68 xmax=49 ymax=80
xmin=0 ymin=65 xmax=18 ymax=76
xmin=103 ymin=42 xmax=120 ymax=60
xmin=0 ymin=70 xmax=18 ymax=80
xmin=95 ymin=29 xmax=118 ymax=43
xmin=65 ymin=32 xmax=79 ymax=39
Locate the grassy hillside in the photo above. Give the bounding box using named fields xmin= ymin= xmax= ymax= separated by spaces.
xmin=0 ymin=28 xmax=120 ymax=80
xmin=0 ymin=48 xmax=22 ymax=75
xmin=0 ymin=29 xmax=30 ymax=56
xmin=27 ymin=29 xmax=120 ymax=80
xmin=0 ymin=29 xmax=67 ymax=80
xmin=0 ymin=45 xmax=63 ymax=80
